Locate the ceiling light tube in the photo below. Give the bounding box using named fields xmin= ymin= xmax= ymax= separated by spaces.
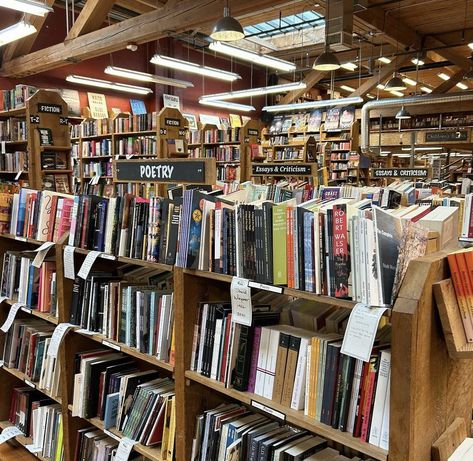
xmin=200 ymin=81 xmax=306 ymax=101
xmin=401 ymin=146 xmax=443 ymax=151
xmin=199 ymin=99 xmax=255 ymax=112
xmin=411 ymin=58 xmax=424 ymax=66
xmin=340 ymin=84 xmax=355 ymax=92
xmin=151 ymin=54 xmax=240 ymax=82
xmin=421 ymin=86 xmax=432 ymax=93
xmin=262 ymin=96 xmax=363 ymax=113
xmin=438 ymin=72 xmax=450 ymax=81
xmin=457 ymin=82 xmax=468 ymax=90
xmin=340 ymin=62 xmax=358 ymax=71
xmin=390 ymin=90 xmax=404 ymax=97
xmin=2 ymin=0 xmax=53 ymax=16
xmin=402 ymin=77 xmax=417 ymax=86
xmin=0 ymin=20 xmax=36 ymax=47
xmin=66 ymin=75 xmax=152 ymax=95
xmin=104 ymin=66 xmax=194 ymax=88
xmin=378 ymin=57 xmax=392 ymax=64
xmin=209 ymin=41 xmax=296 ymax=72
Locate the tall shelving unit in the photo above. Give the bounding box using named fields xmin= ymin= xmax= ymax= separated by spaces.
xmin=0 ymin=229 xmax=469 ymax=461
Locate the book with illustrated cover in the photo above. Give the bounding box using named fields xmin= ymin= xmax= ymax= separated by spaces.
xmin=325 ymin=108 xmax=341 ymax=131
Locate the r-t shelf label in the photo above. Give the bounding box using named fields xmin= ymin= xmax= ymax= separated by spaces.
xmin=252 ymin=163 xmax=315 ymax=176
xmin=372 ymin=168 xmax=429 ymax=178
xmin=114 ymin=158 xmax=216 ymax=184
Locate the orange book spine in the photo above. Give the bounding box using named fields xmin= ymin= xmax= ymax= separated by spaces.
xmin=448 ymin=253 xmax=473 ymax=342
xmin=286 ymin=207 xmax=294 ymax=288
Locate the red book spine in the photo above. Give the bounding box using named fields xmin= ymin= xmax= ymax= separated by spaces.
xmin=360 ymin=362 xmax=378 ymax=441
xmin=219 ymin=313 xmax=233 ymax=383
xmin=353 ymin=360 xmax=370 ymax=437
xmin=46 ymin=195 xmax=58 ymax=242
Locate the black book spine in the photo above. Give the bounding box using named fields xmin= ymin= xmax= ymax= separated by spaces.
xmin=227 ymin=209 xmax=235 ymax=276
xmin=249 ymin=206 xmax=256 ymax=281
xmin=232 ymin=325 xmax=253 ymax=391
xmin=321 ymin=344 xmax=335 ymax=425
xmin=74 ymin=196 xmax=84 ymax=248
xmin=222 ymin=209 xmax=228 ymax=275
xmin=202 ymin=304 xmax=215 ymax=377
xmin=158 ymin=201 xmax=170 ymax=264
xmin=331 ymin=353 xmax=345 ymax=428
xmin=69 ymin=277 xmax=84 ymax=325
xmin=339 ymin=356 xmax=356 ymax=432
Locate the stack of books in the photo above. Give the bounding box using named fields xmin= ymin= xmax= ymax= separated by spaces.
xmin=114 ymin=113 xmax=157 ymax=133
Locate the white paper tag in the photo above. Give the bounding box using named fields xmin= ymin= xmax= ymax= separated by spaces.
xmin=0 ymin=142 xmax=5 ymax=154
xmin=125 ymin=154 xmax=134 ymax=160
xmin=1 ymin=302 xmax=25 ymax=332
xmin=0 ymin=360 xmax=4 ymax=368
xmin=24 ymin=379 xmax=35 ymax=388
xmin=230 ymin=277 xmax=252 ymax=326
xmin=100 ymin=253 xmax=116 ymax=260
xmin=0 ymin=426 xmax=22 ymax=444
xmin=16 ymin=237 xmax=27 ymax=242
xmin=76 ymin=329 xmax=96 ymax=336
xmin=32 ymin=241 xmax=55 ymax=268
xmin=115 ymin=155 xmax=120 ymax=160
xmin=251 ymin=400 xmax=286 ymax=421
xmin=104 ymin=429 xmax=121 ymax=442
xmin=21 ymin=306 xmax=32 ymax=314
xmin=25 ymin=444 xmax=42 ymax=454
xmin=341 ymin=303 xmax=387 ymax=362
xmin=0 ymin=296 xmax=8 ymax=305
xmin=114 ymin=437 xmax=138 ymax=461
xmin=248 ymin=281 xmax=283 ymax=294
xmin=102 ymin=340 xmax=121 ymax=351
xmin=64 ymin=246 xmax=76 ymax=280
xmin=15 ymin=170 xmax=23 ymax=180
xmin=77 ymin=251 xmax=102 ymax=279
xmin=47 ymin=323 xmax=75 ymax=358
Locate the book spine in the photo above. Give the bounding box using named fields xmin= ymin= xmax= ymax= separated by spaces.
xmin=247 ymin=326 xmax=261 ymax=393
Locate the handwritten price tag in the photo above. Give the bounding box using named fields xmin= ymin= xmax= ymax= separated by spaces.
xmin=230 ymin=277 xmax=252 ymax=326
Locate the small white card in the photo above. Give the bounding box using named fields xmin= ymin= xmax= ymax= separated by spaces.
xmin=341 ymin=303 xmax=387 ymax=362
xmin=64 ymin=246 xmax=76 ymax=280
xmin=25 ymin=444 xmax=43 ymax=453
xmin=0 ymin=426 xmax=22 ymax=444
xmin=0 ymin=302 xmax=25 ymax=332
xmin=230 ymin=277 xmax=252 ymax=326
xmin=78 ymin=250 xmax=102 ymax=280
xmin=47 ymin=323 xmax=75 ymax=358
xmin=114 ymin=437 xmax=138 ymax=461
xmin=32 ymin=241 xmax=55 ymax=268
xmin=15 ymin=170 xmax=23 ymax=180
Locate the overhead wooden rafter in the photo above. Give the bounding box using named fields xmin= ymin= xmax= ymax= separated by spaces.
xmin=66 ymin=0 xmax=117 ymax=40
xmin=2 ymin=0 xmax=56 ymax=62
xmin=432 ymin=69 xmax=465 ymax=94
xmin=115 ymin=0 xmax=166 ymax=14
xmin=279 ymin=69 xmax=325 ymax=104
xmin=0 ymin=0 xmax=293 ymax=78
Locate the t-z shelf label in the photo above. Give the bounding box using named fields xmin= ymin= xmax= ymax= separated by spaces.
xmin=251 ymin=400 xmax=286 ymax=421
xmin=425 ymin=130 xmax=468 ymax=142
xmin=30 ymin=115 xmax=40 ymax=124
xmin=252 ymin=163 xmax=315 ymax=176
xmin=114 ymin=158 xmax=216 ymax=184
xmin=165 ymin=117 xmax=181 ymax=127
xmin=372 ymin=168 xmax=429 ymax=178
xmin=37 ymin=103 xmax=62 ymax=114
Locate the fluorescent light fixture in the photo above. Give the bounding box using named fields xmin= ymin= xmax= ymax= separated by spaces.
xmin=438 ymin=72 xmax=450 ymax=81
xmin=390 ymin=90 xmax=404 ymax=97
xmin=469 ymin=43 xmax=473 ymax=50
xmin=209 ymin=41 xmax=296 ymax=72
xmin=378 ymin=57 xmax=392 ymax=64
xmin=402 ymin=77 xmax=417 ymax=86
xmin=376 ymin=84 xmax=385 ymax=90
xmin=262 ymin=96 xmax=363 ymax=113
xmin=0 ymin=20 xmax=36 ymax=47
xmin=104 ymin=66 xmax=194 ymax=89
xmin=66 ymin=75 xmax=152 ymax=95
xmin=402 ymin=146 xmax=443 ymax=151
xmin=421 ymin=86 xmax=432 ymax=93
xmin=151 ymin=54 xmax=240 ymax=82
xmin=340 ymin=62 xmax=358 ymax=71
xmin=367 ymin=94 xmax=375 ymax=99
xmin=380 ymin=151 xmax=391 ymax=154
xmin=339 ymin=84 xmax=355 ymax=92
xmin=457 ymin=82 xmax=468 ymax=89
xmin=200 ymin=81 xmax=306 ymax=101
xmin=199 ymin=99 xmax=255 ymax=112
xmin=411 ymin=58 xmax=424 ymax=66
xmin=1 ymin=0 xmax=53 ymax=16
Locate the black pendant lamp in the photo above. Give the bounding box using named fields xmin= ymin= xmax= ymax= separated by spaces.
xmin=210 ymin=0 xmax=245 ymax=42
xmin=385 ymin=72 xmax=407 ymax=91
xmin=396 ymin=106 xmax=411 ymax=120
xmin=313 ymin=45 xmax=341 ymax=71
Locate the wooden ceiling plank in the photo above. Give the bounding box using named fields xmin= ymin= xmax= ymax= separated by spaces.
xmin=431 ymin=69 xmax=465 ymax=94
xmin=279 ymin=69 xmax=325 ymax=104
xmin=2 ymin=0 xmax=56 ymax=62
xmin=0 ymin=0 xmax=293 ymax=78
xmin=66 ymin=0 xmax=117 ymax=40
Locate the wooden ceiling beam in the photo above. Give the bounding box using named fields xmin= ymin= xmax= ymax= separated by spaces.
xmin=2 ymin=0 xmax=56 ymax=62
xmin=66 ymin=0 xmax=117 ymax=40
xmin=0 ymin=0 xmax=291 ymax=78
xmin=431 ymin=69 xmax=465 ymax=94
xmin=115 ymin=0 xmax=166 ymax=13
xmin=279 ymin=69 xmax=325 ymax=104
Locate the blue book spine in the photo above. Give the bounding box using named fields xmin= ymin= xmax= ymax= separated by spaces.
xmin=149 ymin=292 xmax=156 ymax=355
xmin=304 ymin=213 xmax=315 ymax=292
xmin=16 ymin=190 xmax=27 ymax=236
xmin=26 ymin=263 xmax=36 ymax=307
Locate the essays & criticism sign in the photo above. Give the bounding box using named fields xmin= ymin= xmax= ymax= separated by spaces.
xmin=372 ymin=168 xmax=429 ymax=178
xmin=252 ymin=163 xmax=315 ymax=176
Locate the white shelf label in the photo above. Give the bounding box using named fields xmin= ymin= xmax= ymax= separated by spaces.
xmin=78 ymin=250 xmax=102 ymax=280
xmin=251 ymin=400 xmax=286 ymax=421
xmin=21 ymin=307 xmax=32 ymax=314
xmin=0 ymin=426 xmax=22 ymax=444
xmin=104 ymin=429 xmax=121 ymax=442
xmin=24 ymin=379 xmax=35 ymax=388
xmin=1 ymin=303 xmax=25 ymax=332
xmin=248 ymin=281 xmax=283 ymax=294
xmin=64 ymin=246 xmax=76 ymax=280
xmin=47 ymin=323 xmax=75 ymax=358
xmin=102 ymin=340 xmax=121 ymax=351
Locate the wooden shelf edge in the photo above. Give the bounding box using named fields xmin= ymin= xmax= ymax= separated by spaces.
xmin=66 ymin=407 xmax=163 ymax=461
xmin=185 ymin=371 xmax=388 ymax=461
xmin=4 ymin=298 xmax=59 ymax=325
xmin=0 ymin=421 xmax=49 ymax=461
xmin=0 ymin=234 xmax=46 ymax=246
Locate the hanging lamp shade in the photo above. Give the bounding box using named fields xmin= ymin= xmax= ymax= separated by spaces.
xmin=313 ymin=46 xmax=340 ymax=71
xmin=210 ymin=6 xmax=245 ymax=42
xmin=396 ymin=105 xmax=411 ymax=119
xmin=385 ymin=73 xmax=407 ymax=91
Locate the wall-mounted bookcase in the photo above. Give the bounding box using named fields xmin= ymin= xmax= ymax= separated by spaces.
xmin=0 ymin=90 xmax=72 ymax=193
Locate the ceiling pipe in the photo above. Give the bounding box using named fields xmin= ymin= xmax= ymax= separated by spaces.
xmin=361 ymin=91 xmax=473 ymax=153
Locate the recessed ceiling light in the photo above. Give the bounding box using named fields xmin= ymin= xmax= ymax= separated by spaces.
xmin=469 ymin=43 xmax=473 ymax=50
xmin=378 ymin=57 xmax=392 ymax=64
xmin=340 ymin=62 xmax=358 ymax=71
xmin=390 ymin=90 xmax=404 ymax=97
xmin=402 ymin=77 xmax=417 ymax=86
xmin=421 ymin=86 xmax=432 ymax=93
xmin=411 ymin=58 xmax=424 ymax=66
xmin=438 ymin=73 xmax=450 ymax=81
xmin=376 ymin=84 xmax=385 ymax=90
xmin=340 ymin=84 xmax=356 ymax=92
xmin=457 ymin=82 xmax=468 ymax=90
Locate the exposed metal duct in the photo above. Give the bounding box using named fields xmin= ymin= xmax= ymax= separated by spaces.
xmin=361 ymin=92 xmax=473 ymax=152
xmin=326 ymin=0 xmax=353 ymax=51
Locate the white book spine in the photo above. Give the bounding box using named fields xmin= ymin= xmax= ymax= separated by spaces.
xmin=68 ymin=196 xmax=79 ymax=247
xmin=313 ymin=212 xmax=321 ymax=295
xmin=262 ymin=329 xmax=280 ymax=399
xmin=379 ymin=372 xmax=391 ymax=450
xmin=369 ymin=350 xmax=392 ymax=447
xmin=291 ymin=337 xmax=309 ymax=410
xmin=304 ymin=344 xmax=312 ymax=416
xmin=210 ymin=318 xmax=223 ymax=380
xmin=196 ymin=304 xmax=209 ymax=374
xmin=254 ymin=327 xmax=270 ymax=396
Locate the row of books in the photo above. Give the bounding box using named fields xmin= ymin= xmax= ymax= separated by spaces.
xmin=188 ymin=130 xmax=201 ymax=144
xmin=71 ymin=351 xmax=175 ymax=448
xmin=273 ymin=147 xmax=304 ymax=161
xmin=204 ymin=128 xmax=240 ymax=144
xmin=81 ymin=119 xmax=112 ymax=138
xmin=114 ymin=112 xmax=157 ymax=133
xmin=330 ymin=153 xmax=350 ymax=161
xmin=10 ymin=390 xmax=63 ymax=460
xmin=217 ymin=165 xmax=239 ymax=182
xmin=0 ymin=252 xmax=57 ymax=315
xmin=0 ymin=119 xmax=27 ymax=141
xmin=460 ymin=192 xmax=473 ymax=239
xmin=82 ymin=139 xmax=112 ymax=157
xmin=4 ymin=319 xmax=60 ymax=397
xmin=83 ymin=160 xmax=113 ymax=178
xmin=0 ymin=151 xmax=27 ymax=172
xmin=330 ymin=142 xmax=351 ymax=151
xmin=69 ymin=273 xmax=174 ymax=363
xmin=1 ymin=85 xmax=37 ymax=111
xmin=42 ymin=151 xmax=68 ymax=171
xmin=202 ymin=146 xmax=240 ymax=162
xmin=192 ymin=403 xmax=365 ymax=461
xmin=71 ymin=124 xmax=81 ymax=139
xmin=115 ymin=136 xmax=157 ymax=157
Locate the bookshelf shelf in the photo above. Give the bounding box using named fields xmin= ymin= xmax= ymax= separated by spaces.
xmin=3 ymin=298 xmax=59 ymax=325
xmin=0 ymin=171 xmax=28 ymax=175
xmin=81 ymin=134 xmax=112 ymax=140
xmin=0 ymin=107 xmax=26 ymax=117
xmin=81 ymin=155 xmax=113 ymax=160
xmin=39 ymin=146 xmax=71 ymax=152
xmin=113 ymin=130 xmax=156 ymax=136
xmin=0 ymin=233 xmax=45 ymax=246
xmin=185 ymin=371 xmax=388 ymax=461
xmin=2 ymin=140 xmax=27 ymax=145
xmin=41 ymin=169 xmax=73 ymax=174
xmin=0 ymin=421 xmax=49 ymax=461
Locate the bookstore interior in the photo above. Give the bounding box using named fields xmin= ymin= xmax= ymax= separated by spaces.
xmin=4 ymin=1 xmax=473 ymax=461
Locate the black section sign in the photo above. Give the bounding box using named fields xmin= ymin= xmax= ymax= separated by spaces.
xmin=372 ymin=168 xmax=429 ymax=178
xmin=37 ymin=103 xmax=62 ymax=114
xmin=252 ymin=163 xmax=314 ymax=176
xmin=115 ymin=159 xmax=207 ymax=183
xmin=425 ymin=130 xmax=468 ymax=142
xmin=30 ymin=115 xmax=40 ymax=124
xmin=165 ymin=117 xmax=181 ymax=127
xmin=59 ymin=117 xmax=69 ymax=125
xmin=248 ymin=128 xmax=259 ymax=136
